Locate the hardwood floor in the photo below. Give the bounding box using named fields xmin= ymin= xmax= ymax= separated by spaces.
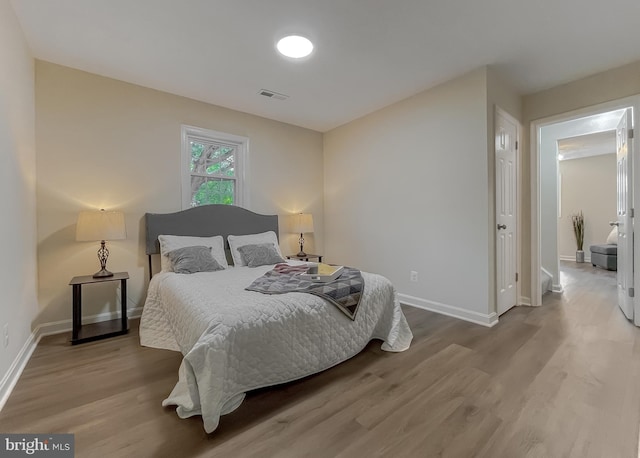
xmin=1 ymin=261 xmax=638 ymax=457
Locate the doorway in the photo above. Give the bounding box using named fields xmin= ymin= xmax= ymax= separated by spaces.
xmin=531 ymin=97 xmax=640 ymax=325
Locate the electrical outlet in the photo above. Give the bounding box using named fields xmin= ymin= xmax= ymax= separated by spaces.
xmin=410 ymin=271 xmax=418 ymax=282
xmin=3 ymin=324 xmax=8 ymax=348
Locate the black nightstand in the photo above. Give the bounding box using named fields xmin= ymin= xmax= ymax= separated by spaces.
xmin=69 ymin=272 xmax=129 ymax=345
xmin=286 ymin=254 xmax=323 ymax=263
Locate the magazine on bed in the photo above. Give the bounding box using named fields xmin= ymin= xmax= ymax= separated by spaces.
xmin=300 ymin=263 xmax=344 ymax=282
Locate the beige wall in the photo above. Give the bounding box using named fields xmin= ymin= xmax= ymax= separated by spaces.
xmin=26 ymin=44 xmax=640 ymax=344
xmin=524 ymin=61 xmax=640 ymax=123
xmin=35 ymin=61 xmax=324 ymax=326
xmin=324 ymin=68 xmax=494 ymax=320
xmin=558 ymin=154 xmax=616 ymax=259
xmin=0 ymin=0 xmax=38 ymax=388
xmin=487 ymin=67 xmax=522 ymax=123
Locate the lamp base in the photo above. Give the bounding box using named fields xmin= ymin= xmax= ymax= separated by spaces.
xmin=93 ymin=268 xmax=114 ymax=278
xmin=297 ymin=234 xmax=307 ymax=258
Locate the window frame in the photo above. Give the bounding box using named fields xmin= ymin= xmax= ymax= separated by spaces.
xmin=181 ymin=125 xmax=248 ymax=209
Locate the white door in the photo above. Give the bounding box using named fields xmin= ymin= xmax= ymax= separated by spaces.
xmin=616 ymin=108 xmax=634 ymax=319
xmin=496 ymin=110 xmax=518 ymax=315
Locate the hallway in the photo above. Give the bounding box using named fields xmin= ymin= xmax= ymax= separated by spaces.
xmin=549 ymin=260 xmax=617 ymax=306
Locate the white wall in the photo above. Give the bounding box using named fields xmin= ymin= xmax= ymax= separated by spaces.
xmin=0 ymin=0 xmax=38 ymax=394
xmin=35 ymin=61 xmax=324 ymax=327
xmin=324 ymin=68 xmax=495 ymax=324
xmin=558 ymin=154 xmax=616 ymax=260
xmin=539 ymin=124 xmax=561 ymax=288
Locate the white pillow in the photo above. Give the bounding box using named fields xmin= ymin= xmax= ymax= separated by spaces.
xmin=606 ymin=226 xmax=618 ymax=245
xmin=158 ymin=235 xmax=228 ymax=271
xmin=227 ymin=231 xmax=282 ymax=267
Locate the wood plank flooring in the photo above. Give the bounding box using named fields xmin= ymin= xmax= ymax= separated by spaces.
xmin=1 ymin=261 xmax=639 ymax=457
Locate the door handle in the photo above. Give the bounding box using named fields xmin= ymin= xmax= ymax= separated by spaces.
xmin=609 ymin=221 xmax=620 ymax=227
xmin=497 ymin=224 xmax=507 ymax=230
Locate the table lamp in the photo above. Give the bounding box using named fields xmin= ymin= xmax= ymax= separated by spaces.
xmin=76 ymin=209 xmax=126 ymax=278
xmin=292 ymin=213 xmax=314 ymax=257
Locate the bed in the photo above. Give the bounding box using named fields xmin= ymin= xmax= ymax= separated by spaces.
xmin=139 ymin=205 xmax=413 ymax=433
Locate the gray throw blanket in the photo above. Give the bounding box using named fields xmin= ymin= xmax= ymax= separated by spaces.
xmin=245 ymin=263 xmax=363 ymax=320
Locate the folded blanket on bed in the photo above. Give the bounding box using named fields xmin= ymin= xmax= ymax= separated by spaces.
xmin=245 ymin=263 xmax=363 ymax=319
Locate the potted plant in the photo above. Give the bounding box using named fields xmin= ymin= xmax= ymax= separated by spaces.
xmin=571 ymin=211 xmax=585 ymax=262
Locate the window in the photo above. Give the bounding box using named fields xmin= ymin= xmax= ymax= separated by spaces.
xmin=181 ymin=125 xmax=248 ymax=209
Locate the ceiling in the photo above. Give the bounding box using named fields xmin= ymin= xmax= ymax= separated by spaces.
xmin=10 ymin=0 xmax=640 ymax=132
xmin=550 ymin=109 xmax=624 ymax=161
xmin=558 ymin=131 xmax=616 ymax=161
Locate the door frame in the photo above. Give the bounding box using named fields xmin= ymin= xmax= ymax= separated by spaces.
xmin=530 ymin=95 xmax=640 ymax=324
xmin=495 ymin=106 xmax=522 ymax=314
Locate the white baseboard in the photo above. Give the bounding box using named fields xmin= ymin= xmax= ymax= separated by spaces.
xmin=540 ymin=267 xmax=553 ymax=294
xmin=35 ymin=307 xmax=143 ymax=337
xmin=519 ymin=296 xmax=532 ymax=306
xmin=559 ymin=255 xmax=592 ymax=263
xmin=551 ymin=284 xmax=564 ymax=293
xmin=0 ymin=307 xmax=142 ymax=412
xmin=398 ymin=293 xmax=499 ymax=327
xmin=0 ymin=328 xmax=39 ymax=412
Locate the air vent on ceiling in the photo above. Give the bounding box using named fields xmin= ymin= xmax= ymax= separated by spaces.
xmin=259 ymin=89 xmax=289 ymax=101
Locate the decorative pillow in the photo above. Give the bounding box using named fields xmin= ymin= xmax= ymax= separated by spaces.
xmin=165 ymin=246 xmax=224 ymax=274
xmin=237 ymin=243 xmax=285 ymax=267
xmin=228 ymin=231 xmax=282 ymax=266
xmin=158 ymin=234 xmax=228 ymax=271
xmin=606 ymin=226 xmax=618 ymax=245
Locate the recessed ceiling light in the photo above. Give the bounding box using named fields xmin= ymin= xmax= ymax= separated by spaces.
xmin=276 ymin=35 xmax=313 ymax=58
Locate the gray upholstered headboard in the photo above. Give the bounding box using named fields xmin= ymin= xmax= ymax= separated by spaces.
xmin=145 ymin=205 xmax=279 ymax=275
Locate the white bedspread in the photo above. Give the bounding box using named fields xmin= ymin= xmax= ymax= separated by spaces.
xmin=139 ymin=263 xmax=413 ymax=433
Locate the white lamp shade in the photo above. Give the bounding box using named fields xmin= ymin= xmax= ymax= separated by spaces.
xmin=76 ymin=210 xmax=127 ymax=241
xmin=292 ymin=213 xmax=314 ymax=234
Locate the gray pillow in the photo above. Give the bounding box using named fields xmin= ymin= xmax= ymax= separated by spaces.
xmin=165 ymin=245 xmax=224 ymax=274
xmin=237 ymin=243 xmax=285 ymax=267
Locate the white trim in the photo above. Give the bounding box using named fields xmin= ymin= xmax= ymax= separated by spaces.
xmin=559 ymin=255 xmax=592 ymax=263
xmin=551 ymin=284 xmax=564 ymax=293
xmin=0 ymin=329 xmax=38 ymax=411
xmin=540 ymin=266 xmax=555 ymax=295
xmin=531 ymin=95 xmax=640 ymax=310
xmin=0 ymin=307 xmax=143 ymax=412
xmin=531 ymin=121 xmax=541 ymax=306
xmin=519 ymin=296 xmax=532 ymax=306
xmin=36 ymin=307 xmax=144 ymax=337
xmin=558 ymin=172 xmax=562 ymax=218
xmin=399 ymin=293 xmax=499 ymax=327
xmin=541 ymin=266 xmax=553 ymax=278
xmin=180 ymin=125 xmax=249 ymax=210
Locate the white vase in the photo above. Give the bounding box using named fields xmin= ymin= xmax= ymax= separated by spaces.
xmin=576 ymin=250 xmax=585 ymax=263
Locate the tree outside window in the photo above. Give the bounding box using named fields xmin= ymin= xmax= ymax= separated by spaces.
xmin=181 ymin=126 xmax=247 ymax=209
